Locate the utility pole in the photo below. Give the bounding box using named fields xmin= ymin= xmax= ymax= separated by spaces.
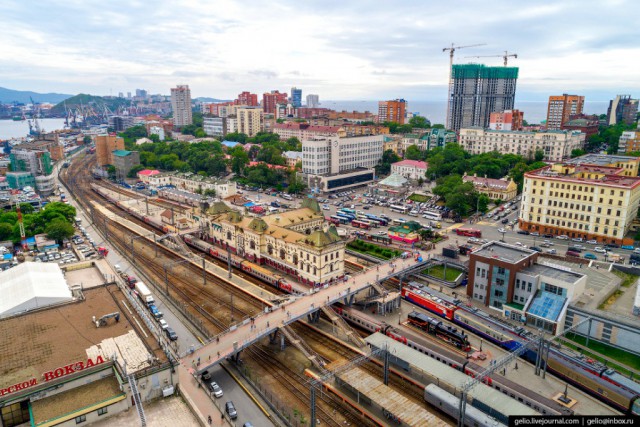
xmin=227 ymin=245 xmax=232 ymax=279
xmin=202 ymin=257 xmax=206 ymax=286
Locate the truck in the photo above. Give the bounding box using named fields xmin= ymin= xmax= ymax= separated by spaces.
xmin=608 ymin=253 xmax=625 ymax=264
xmin=134 ymin=281 xmax=155 ymax=305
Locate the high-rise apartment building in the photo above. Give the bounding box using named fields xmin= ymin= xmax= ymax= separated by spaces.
xmin=447 ymin=64 xmax=518 ymax=132
xmin=489 ymin=109 xmax=524 ymax=131
xmin=545 ymin=94 xmax=584 ymax=130
xmin=170 ymin=85 xmax=193 ymax=127
xmin=262 ymin=91 xmax=288 ymax=114
xmin=607 ymin=95 xmax=639 ymax=126
xmin=135 ymin=89 xmax=148 ymax=98
xmin=236 ymin=107 xmax=262 ymax=137
xmin=306 ymin=94 xmax=320 ymax=108
xmin=378 ymin=99 xmax=407 ymax=124
xmin=291 ymin=87 xmax=302 ymax=108
xmin=235 ymin=91 xmax=258 ymax=106
xmin=618 ymin=131 xmax=640 ymax=154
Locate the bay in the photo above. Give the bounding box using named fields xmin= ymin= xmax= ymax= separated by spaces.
xmin=0 ymin=118 xmax=68 ymax=140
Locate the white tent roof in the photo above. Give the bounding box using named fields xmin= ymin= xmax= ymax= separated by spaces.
xmin=0 ymin=262 xmax=73 ymax=317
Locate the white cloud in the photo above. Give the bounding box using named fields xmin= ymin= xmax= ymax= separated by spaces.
xmin=0 ymin=0 xmax=638 ymax=101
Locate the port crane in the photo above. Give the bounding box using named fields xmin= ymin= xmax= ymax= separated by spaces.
xmin=28 ymin=96 xmax=42 ymax=136
xmin=465 ymin=50 xmax=518 ymax=67
xmin=442 ymin=42 xmax=487 ymax=128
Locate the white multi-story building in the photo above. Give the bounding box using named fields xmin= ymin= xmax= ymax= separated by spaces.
xmin=273 ymin=123 xmax=340 ymax=141
xmin=226 ymin=116 xmax=238 ymax=134
xmin=306 ymin=94 xmax=320 ymax=108
xmin=149 ymin=126 xmax=165 ymax=141
xmin=170 ymin=85 xmax=193 ymax=127
xmin=236 ymin=107 xmax=262 ymax=137
xmin=203 ymin=116 xmax=226 ymax=138
xmin=390 ymin=160 xmax=428 ymax=181
xmin=459 ymin=128 xmax=585 ymax=162
xmin=302 ymin=134 xmax=384 ymax=192
xmin=146 ymin=172 xmax=237 ymax=198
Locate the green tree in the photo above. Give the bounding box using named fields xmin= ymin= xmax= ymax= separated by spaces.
xmin=224 ymin=132 xmax=248 ymax=143
xmin=287 ymin=172 xmax=307 ymax=194
xmin=17 ymin=203 xmax=35 ymax=215
xmin=571 ymin=148 xmax=586 ymax=158
xmin=285 ymin=137 xmax=301 ymax=151
xmin=0 ymin=223 xmax=13 ymax=241
xmin=149 ymin=133 xmax=161 ymax=143
xmin=478 ymin=194 xmax=490 ymax=213
xmin=408 ymin=115 xmax=430 ymax=129
xmin=45 ymin=218 xmax=75 ymax=243
xmin=204 ymin=188 xmax=217 ymax=197
xmin=534 ymin=149 xmax=545 ymax=162
xmin=230 ymin=146 xmax=249 ymax=174
xmin=127 ymin=164 xmax=146 ymax=178
xmin=405 ymin=145 xmax=423 ymax=160
xmin=376 ymin=149 xmax=400 ymax=175
xmin=106 ymin=165 xmax=116 ymax=178
xmin=83 ymin=135 xmax=92 ymax=144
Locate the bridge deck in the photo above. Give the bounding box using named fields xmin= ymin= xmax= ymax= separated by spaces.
xmin=184 ymin=254 xmax=433 ymax=373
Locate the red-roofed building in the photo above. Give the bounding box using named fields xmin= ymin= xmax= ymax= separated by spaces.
xmin=273 ymin=123 xmax=340 ymax=141
xmin=390 ymin=160 xmax=428 ymax=180
xmin=137 ymin=169 xmax=161 ymax=184
xmin=248 ymin=161 xmax=288 ymax=170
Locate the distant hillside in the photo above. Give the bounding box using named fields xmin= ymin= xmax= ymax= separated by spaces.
xmin=50 ymin=93 xmax=130 ymax=114
xmin=196 ymin=97 xmax=232 ymax=103
xmin=0 ymin=87 xmax=73 ymax=104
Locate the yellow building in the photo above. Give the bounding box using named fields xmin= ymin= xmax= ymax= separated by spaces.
xmin=236 ymin=107 xmax=263 ymax=137
xmin=204 ymin=198 xmax=346 ymax=286
xmin=519 ymin=162 xmax=640 ymax=244
xmin=382 ymin=135 xmax=401 ymax=154
xmin=462 ymin=174 xmax=517 ymax=202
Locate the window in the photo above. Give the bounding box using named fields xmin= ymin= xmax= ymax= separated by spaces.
xmin=497 ymin=267 xmax=506 ymax=275
xmin=98 ymin=407 xmax=108 ymax=416
xmin=76 ymin=415 xmax=87 ymax=424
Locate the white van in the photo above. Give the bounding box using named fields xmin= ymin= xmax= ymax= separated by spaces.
xmin=282 ymin=194 xmax=293 ymax=201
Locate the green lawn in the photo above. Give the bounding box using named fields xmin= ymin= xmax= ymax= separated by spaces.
xmin=423 ymin=264 xmax=463 ymax=281
xmin=408 ymin=193 xmax=431 ymax=203
xmin=347 ymin=240 xmax=403 ymax=260
xmin=611 ymin=269 xmax=639 ymax=288
xmin=563 ymin=333 xmax=640 ymax=375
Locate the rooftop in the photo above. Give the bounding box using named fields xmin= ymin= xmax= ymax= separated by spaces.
xmin=378 ymin=174 xmax=408 ymax=188
xmin=0 ymin=284 xmax=163 ymax=390
xmin=564 ymin=153 xmax=640 ymax=166
xmin=525 ymin=164 xmax=640 ymax=189
xmin=391 ymin=160 xmax=428 ymax=169
xmin=112 ymin=149 xmax=133 ymax=157
xmin=523 ymin=263 xmax=585 ymax=285
xmin=463 ymin=174 xmax=513 ymax=190
xmin=137 ymin=169 xmax=160 ymax=176
xmin=472 ymin=241 xmax=536 ymax=264
xmin=527 ymin=290 xmax=567 ymax=322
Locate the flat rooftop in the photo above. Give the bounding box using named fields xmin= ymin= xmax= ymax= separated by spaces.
xmin=524 ymin=263 xmax=585 ymax=285
xmin=564 ymin=153 xmax=640 ymax=166
xmin=472 ymin=241 xmax=536 ymax=264
xmin=0 ymin=284 xmax=165 ymax=390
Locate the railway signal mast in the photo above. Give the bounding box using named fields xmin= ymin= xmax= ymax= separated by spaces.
xmin=442 ymin=43 xmax=486 ymax=129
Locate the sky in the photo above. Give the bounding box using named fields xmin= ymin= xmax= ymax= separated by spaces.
xmin=1 ymin=0 xmax=639 ymax=102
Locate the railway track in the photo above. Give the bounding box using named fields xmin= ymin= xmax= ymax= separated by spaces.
xmin=246 ymin=345 xmax=375 ymax=427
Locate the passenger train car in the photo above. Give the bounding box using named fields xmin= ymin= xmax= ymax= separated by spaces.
xmin=401 ymin=282 xmax=640 ymax=415
xmin=334 ymin=305 xmax=572 ymax=417
xmin=424 ymin=384 xmax=506 ymax=427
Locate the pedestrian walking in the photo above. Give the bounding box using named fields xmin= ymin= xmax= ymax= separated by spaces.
xmin=208 ymin=415 xmax=212 ymax=425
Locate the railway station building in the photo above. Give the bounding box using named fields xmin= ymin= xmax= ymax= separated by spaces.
xmin=202 ymin=197 xmax=346 ymax=286
xmin=467 ymin=241 xmax=586 ymax=334
xmin=0 ymin=283 xmax=174 ymax=427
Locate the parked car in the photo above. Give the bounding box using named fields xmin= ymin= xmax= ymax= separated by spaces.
xmin=547 ymin=249 xmax=557 ymax=254
xmin=530 ymin=232 xmax=540 ymax=236
xmin=501 ymin=218 xmax=509 ymax=224
xmin=556 ymin=235 xmax=569 ymax=240
xmin=605 ymin=243 xmax=620 ymax=249
xmin=497 ymin=228 xmax=507 ymax=233
xmin=158 ymin=319 xmax=169 ymax=330
xmin=621 ymin=245 xmax=635 ymax=250
xmin=566 ymin=250 xmax=580 ymax=257
xmin=517 ymin=230 xmax=529 ymax=235
xmin=225 ymin=401 xmax=238 ymax=420
xmin=572 ymin=237 xmax=584 ymax=242
xmin=164 ymin=327 xmax=178 ymax=341
xmin=530 ymin=246 xmax=542 ymax=252
xmin=584 ymin=253 xmax=597 ymax=260
xmin=542 ymin=234 xmax=553 ymax=239
xmin=594 ymin=247 xmax=606 ymax=253
xmin=586 ymin=240 xmax=598 ymax=245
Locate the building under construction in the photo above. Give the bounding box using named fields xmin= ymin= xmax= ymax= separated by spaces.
xmin=447 ymin=64 xmax=518 ymax=132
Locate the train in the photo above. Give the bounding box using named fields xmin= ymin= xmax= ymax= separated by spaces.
xmin=424 ymin=384 xmax=506 ymax=427
xmin=334 ymin=304 xmax=572 ymax=417
xmin=402 ymin=282 xmax=640 ymax=415
xmin=91 ymin=183 xmax=296 ymax=294
xmin=407 ymin=311 xmax=471 ymax=352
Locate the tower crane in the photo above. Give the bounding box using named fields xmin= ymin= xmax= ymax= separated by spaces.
xmin=465 ymin=50 xmax=518 ymax=67
xmin=442 ymin=43 xmax=486 ymax=128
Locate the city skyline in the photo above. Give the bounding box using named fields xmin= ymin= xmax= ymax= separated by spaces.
xmin=1 ymin=0 xmax=638 ymax=101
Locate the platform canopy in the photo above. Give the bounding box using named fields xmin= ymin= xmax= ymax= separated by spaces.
xmin=0 ymin=262 xmax=73 ymax=317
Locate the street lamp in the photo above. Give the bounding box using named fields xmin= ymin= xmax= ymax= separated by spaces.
xmin=500 ymin=230 xmax=506 ymax=242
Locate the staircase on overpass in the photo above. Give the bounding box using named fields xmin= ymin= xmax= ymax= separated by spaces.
xmin=320 ymin=306 xmax=367 ymax=348
xmin=280 ymin=325 xmax=329 ymax=374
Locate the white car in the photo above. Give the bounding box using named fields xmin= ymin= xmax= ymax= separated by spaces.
xmin=322 ymin=205 xmax=330 ymax=210
xmin=497 ymin=228 xmax=507 ymax=233
xmin=572 ymin=237 xmax=584 ymax=242
xmin=594 ymin=247 xmax=607 ymax=253
xmin=209 ymin=381 xmax=223 ymax=398
xmin=158 ymin=319 xmax=169 ymax=329
xmin=377 ymin=231 xmax=386 ymax=235
xmin=547 ymin=249 xmax=557 ymax=254
xmin=468 ymin=237 xmax=481 ymax=243
xmin=586 ymin=240 xmax=598 ymax=245
xmin=556 ymin=235 xmax=569 ymax=240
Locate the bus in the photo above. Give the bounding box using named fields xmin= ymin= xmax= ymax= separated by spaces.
xmin=337 ymin=213 xmax=355 ymax=221
xmin=351 ymin=220 xmax=371 ymax=230
xmin=392 ymin=218 xmax=406 ymax=225
xmin=365 ymin=214 xmax=388 ymax=226
xmin=367 ymin=218 xmax=384 ymax=227
xmin=356 ymin=214 xmax=369 ymax=221
xmin=327 ymin=217 xmax=340 ymax=226
xmin=422 ymin=211 xmax=442 ymax=221
xmin=390 ymin=205 xmax=409 ymax=214
xmin=330 ymin=215 xmax=349 ymax=225
xmin=455 ymin=228 xmax=482 ymax=238
xmin=341 ymin=208 xmax=356 ymax=214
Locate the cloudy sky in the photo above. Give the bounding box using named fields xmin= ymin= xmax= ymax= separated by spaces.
xmin=1 ymin=0 xmax=638 ymax=102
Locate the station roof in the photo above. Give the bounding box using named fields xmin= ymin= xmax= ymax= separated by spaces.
xmin=365 ymin=333 xmax=538 ymax=417
xmin=527 ymin=291 xmax=567 ymax=322
xmin=472 ymin=241 xmax=536 ymax=264
xmin=0 ymin=262 xmax=72 ymax=317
